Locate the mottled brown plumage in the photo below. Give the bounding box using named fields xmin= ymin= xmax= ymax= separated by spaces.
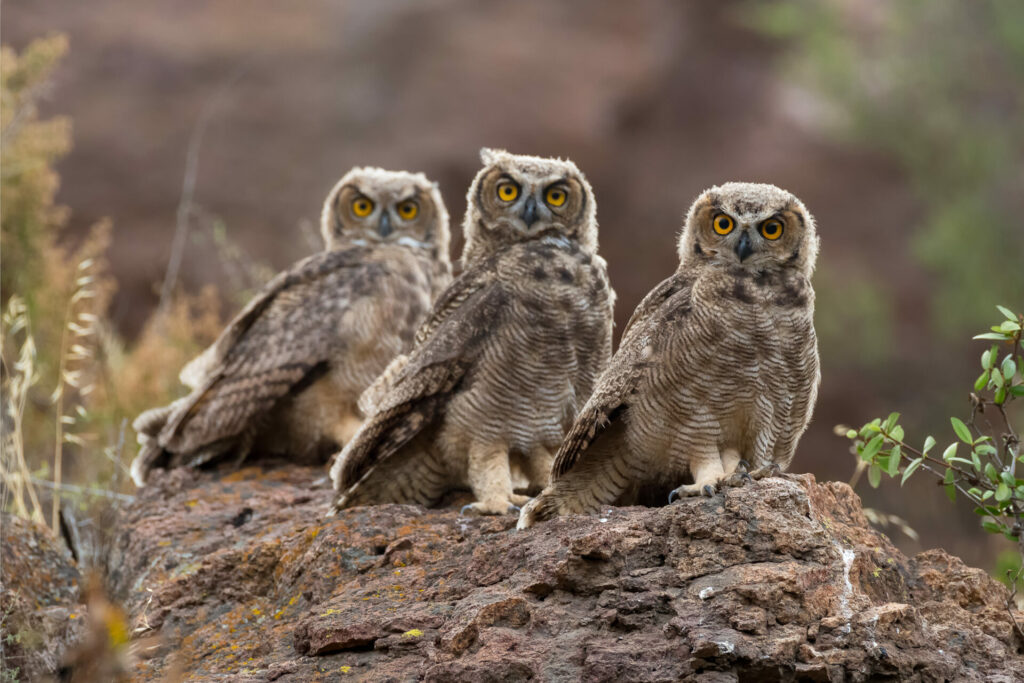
xmin=518 ymin=182 xmax=820 ymax=528
xmin=130 ymin=168 xmax=451 ymax=485
xmin=331 ymin=149 xmax=615 ymax=515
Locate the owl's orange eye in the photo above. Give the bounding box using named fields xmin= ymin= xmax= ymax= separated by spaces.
xmin=713 ymin=214 xmax=734 ymax=235
xmin=760 ymin=219 xmax=783 ymax=240
xmin=545 ymin=186 xmax=567 ymax=207
xmin=497 ymin=182 xmax=519 ymax=202
xmin=397 ymin=200 xmax=419 ymax=220
xmin=352 ymin=197 xmax=374 ymax=217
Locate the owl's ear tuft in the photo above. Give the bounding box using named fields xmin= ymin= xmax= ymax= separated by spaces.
xmin=480 ymin=148 xmax=505 ymax=166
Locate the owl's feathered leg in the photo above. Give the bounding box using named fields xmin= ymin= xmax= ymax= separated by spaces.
xmin=460 ymin=441 xmax=529 ymax=516
xmin=331 ymin=413 xmax=364 ymax=449
xmin=669 ymin=447 xmax=745 ymax=500
xmin=520 ymin=445 xmax=554 ymax=495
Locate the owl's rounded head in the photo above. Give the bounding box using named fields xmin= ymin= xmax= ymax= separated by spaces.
xmin=462 ymin=148 xmax=598 ymax=262
xmin=678 ymin=182 xmax=818 ymax=275
xmin=321 ymin=167 xmax=450 ymax=262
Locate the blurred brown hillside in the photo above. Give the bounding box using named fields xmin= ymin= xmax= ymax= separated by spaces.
xmin=4 ymin=1 xmax=1022 ymax=570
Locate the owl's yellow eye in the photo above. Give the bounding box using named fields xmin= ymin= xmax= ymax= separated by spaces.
xmin=713 ymin=214 xmax=734 ymax=235
xmin=352 ymin=197 xmax=374 ymax=217
xmin=760 ymin=219 xmax=783 ymax=240
xmin=397 ymin=200 xmax=419 ymax=220
xmin=545 ymin=187 xmax=567 ymax=207
xmin=497 ymin=182 xmax=520 ymax=202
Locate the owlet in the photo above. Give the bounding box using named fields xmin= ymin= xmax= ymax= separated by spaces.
xmin=519 ymin=182 xmax=820 ymax=528
xmin=131 ymin=168 xmax=451 ymax=485
xmin=331 ymin=149 xmax=615 ymax=515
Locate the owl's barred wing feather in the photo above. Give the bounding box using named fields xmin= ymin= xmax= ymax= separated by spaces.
xmin=156 ymin=247 xmax=381 ymax=456
xmin=552 ymin=273 xmax=693 ymax=477
xmin=337 ymin=265 xmax=506 ymax=487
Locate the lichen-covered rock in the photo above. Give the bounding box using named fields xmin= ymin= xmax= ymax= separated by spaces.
xmin=0 ymin=514 xmax=83 ymax=681
xmin=106 ymin=465 xmax=1024 ymax=681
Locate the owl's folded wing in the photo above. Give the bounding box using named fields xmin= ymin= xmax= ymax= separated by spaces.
xmin=154 ymin=248 xmax=374 ymax=455
xmin=335 ymin=264 xmax=506 ymax=488
xmin=552 ymin=272 xmax=694 ymax=477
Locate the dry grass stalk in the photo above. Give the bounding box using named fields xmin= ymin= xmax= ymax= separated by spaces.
xmin=1 ymin=296 xmax=45 ymax=524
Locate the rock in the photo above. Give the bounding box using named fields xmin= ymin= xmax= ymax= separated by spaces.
xmin=0 ymin=515 xmax=83 ymax=681
xmin=94 ymin=466 xmax=1024 ymax=681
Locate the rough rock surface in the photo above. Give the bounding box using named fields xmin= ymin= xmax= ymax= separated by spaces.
xmin=98 ymin=465 xmax=1024 ymax=682
xmin=0 ymin=515 xmax=84 ymax=680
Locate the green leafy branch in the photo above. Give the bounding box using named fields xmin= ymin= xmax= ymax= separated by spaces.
xmin=843 ymin=305 xmax=1023 ymax=636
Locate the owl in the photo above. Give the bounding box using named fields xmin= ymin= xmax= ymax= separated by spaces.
xmin=130 ymin=168 xmax=452 ymax=486
xmin=518 ymin=182 xmax=820 ymax=528
xmin=330 ymin=148 xmax=615 ymax=515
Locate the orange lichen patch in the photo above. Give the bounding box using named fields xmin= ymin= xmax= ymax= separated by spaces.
xmin=219 ymin=467 xmax=266 ymax=483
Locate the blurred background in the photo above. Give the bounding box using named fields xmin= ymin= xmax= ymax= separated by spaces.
xmin=3 ymin=1 xmax=1022 ymax=573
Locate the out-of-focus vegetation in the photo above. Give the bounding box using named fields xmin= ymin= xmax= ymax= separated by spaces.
xmin=1 ymin=36 xmax=222 ymax=536
xmin=749 ymin=0 xmax=1024 ymax=338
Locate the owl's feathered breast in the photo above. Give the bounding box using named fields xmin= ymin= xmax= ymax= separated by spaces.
xmin=444 ymin=236 xmax=614 ymax=448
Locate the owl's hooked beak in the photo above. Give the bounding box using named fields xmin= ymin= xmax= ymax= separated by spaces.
xmin=735 ymin=230 xmax=753 ymax=262
xmin=378 ymin=213 xmax=393 ymax=238
xmin=521 ymin=196 xmax=539 ymax=228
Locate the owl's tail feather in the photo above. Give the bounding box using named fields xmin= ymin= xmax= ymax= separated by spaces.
xmin=518 ymin=428 xmax=636 ymax=529
xmin=130 ymin=405 xmax=177 ymax=487
xmin=330 ymin=445 xmax=448 ymax=515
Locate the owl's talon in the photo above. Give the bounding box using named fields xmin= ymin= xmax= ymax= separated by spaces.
xmin=668 ymin=489 xmax=680 ymax=504
xmin=508 ymin=504 xmax=522 ymax=514
xmin=459 ymin=504 xmax=475 ymax=517
xmin=737 ymin=459 xmax=751 ymax=473
xmin=701 ymin=484 xmax=716 ymax=497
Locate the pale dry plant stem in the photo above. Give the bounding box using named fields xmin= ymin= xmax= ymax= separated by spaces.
xmin=51 ymin=259 xmax=99 ymax=533
xmin=1 ymin=296 xmax=45 ymax=524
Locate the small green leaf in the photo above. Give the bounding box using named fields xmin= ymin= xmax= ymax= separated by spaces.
xmin=974 ymin=443 xmax=997 ymax=455
xmin=995 ymin=483 xmax=1011 ymax=502
xmin=970 ymin=451 xmax=981 ymax=471
xmin=984 ymin=463 xmax=999 ymax=483
xmin=973 ymin=332 xmax=1007 ymax=340
xmin=982 ymin=489 xmax=994 ymax=500
xmin=974 ymin=371 xmax=989 ymax=392
xmin=999 ymin=320 xmax=1021 ymax=333
xmin=982 ymin=519 xmax=1002 ymax=534
xmin=951 ymin=417 xmax=973 ymax=444
xmin=861 ymin=434 xmax=885 ymax=462
xmin=1001 ymin=357 xmax=1016 ymax=381
xmin=867 ymin=464 xmax=882 ymax=488
xmin=900 ymin=458 xmax=922 ymax=485
xmin=981 ymin=349 xmax=993 ymax=369
xmin=1000 ymin=471 xmax=1015 ymax=486
xmin=945 ymin=483 xmax=957 ymax=502
xmin=923 ymin=435 xmax=936 ymax=454
xmin=995 ymin=386 xmax=1007 ymax=405
xmin=996 ymin=305 xmax=1016 ymax=320
xmin=1010 ymin=385 xmax=1024 ymax=397
xmin=890 ymin=425 xmax=904 ymax=442
xmin=845 ymin=429 xmax=857 ymax=439
xmin=886 ymin=445 xmax=901 ymax=476
xmin=942 ymin=443 xmax=958 ymax=462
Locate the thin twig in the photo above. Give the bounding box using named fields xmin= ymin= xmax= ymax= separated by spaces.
xmin=29 ymin=476 xmax=135 ymax=503
xmin=158 ymin=64 xmax=249 ymax=319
